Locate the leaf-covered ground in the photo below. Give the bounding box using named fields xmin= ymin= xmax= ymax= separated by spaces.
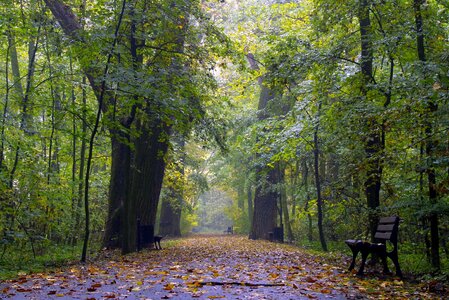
xmin=1 ymin=235 xmax=447 ymax=299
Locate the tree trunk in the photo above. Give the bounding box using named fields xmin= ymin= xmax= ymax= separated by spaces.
xmin=8 ymin=28 xmax=39 ymax=187
xmin=123 ymin=119 xmax=170 ymax=253
xmin=280 ymin=170 xmax=293 ymax=242
xmin=246 ymin=180 xmax=253 ymax=228
xmin=159 ymin=190 xmax=182 ymax=237
xmin=313 ymin=102 xmax=327 ymax=251
xmin=44 ymin=0 xmax=135 ymax=253
xmin=247 ymin=53 xmax=278 ymax=240
xmin=414 ymin=0 xmax=440 ymax=271
xmin=45 ymin=52 xmax=62 ymax=184
xmin=70 ymin=56 xmax=77 ymax=241
xmin=237 ymin=184 xmax=245 ymax=210
xmin=250 ymin=167 xmax=279 ymax=240
xmin=1 ymin=38 xmax=11 ymax=172
xmin=73 ymin=77 xmax=87 ymax=246
xmin=358 ymin=0 xmax=381 ymax=242
xmin=301 ymin=160 xmax=313 ymax=242
xmin=159 ymin=135 xmax=185 ymax=237
xmin=102 ymin=131 xmax=131 ymax=248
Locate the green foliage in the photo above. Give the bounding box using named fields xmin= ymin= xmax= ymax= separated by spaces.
xmin=205 ymin=0 xmax=449 ymax=277
xmin=0 ymin=243 xmax=83 ymax=280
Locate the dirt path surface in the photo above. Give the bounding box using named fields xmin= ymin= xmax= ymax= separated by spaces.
xmin=0 ymin=235 xmax=444 ymax=299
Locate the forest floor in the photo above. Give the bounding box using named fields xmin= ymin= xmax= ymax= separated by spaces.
xmin=1 ymin=234 xmax=447 ymax=299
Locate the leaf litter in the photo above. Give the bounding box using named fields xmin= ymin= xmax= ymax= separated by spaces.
xmin=0 ymin=235 xmax=447 ymax=299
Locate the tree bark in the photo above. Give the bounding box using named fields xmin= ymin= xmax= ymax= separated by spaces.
xmin=250 ymin=168 xmax=279 ymax=239
xmin=123 ymin=119 xmax=170 ymax=253
xmin=103 ymin=131 xmax=131 ymax=248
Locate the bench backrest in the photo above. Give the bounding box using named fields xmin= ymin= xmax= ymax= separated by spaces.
xmin=374 ymin=216 xmax=400 ymax=244
xmin=137 ymin=218 xmax=155 ymax=250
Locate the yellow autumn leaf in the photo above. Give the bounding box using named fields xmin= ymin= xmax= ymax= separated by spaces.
xmin=164 ymin=283 xmax=175 ymax=290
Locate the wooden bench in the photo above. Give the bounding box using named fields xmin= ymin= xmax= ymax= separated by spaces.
xmin=136 ymin=219 xmax=162 ymax=250
xmin=345 ymin=216 xmax=402 ymax=278
xmin=224 ymin=226 xmax=233 ymax=234
xmin=268 ymin=226 xmax=284 ymax=242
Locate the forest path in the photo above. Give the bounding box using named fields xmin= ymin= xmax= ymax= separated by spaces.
xmin=0 ymin=235 xmax=440 ymax=299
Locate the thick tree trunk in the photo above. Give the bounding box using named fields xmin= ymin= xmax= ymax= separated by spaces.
xmin=123 ymin=119 xmax=170 ymax=253
xmin=364 ymin=129 xmax=382 ymax=240
xmin=137 ymin=0 xmax=189 ymax=244
xmin=159 ymin=135 xmax=185 ymax=237
xmin=103 ymin=132 xmax=131 ymax=248
xmin=159 ymin=191 xmax=182 ymax=237
xmin=358 ymin=0 xmax=382 ymax=242
xmin=247 ymin=53 xmax=278 ymax=240
xmin=250 ymin=167 xmax=278 ymax=240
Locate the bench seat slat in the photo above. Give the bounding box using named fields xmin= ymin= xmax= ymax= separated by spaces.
xmin=377 ymin=224 xmax=395 ymax=232
xmin=345 ymin=239 xmax=362 ymax=245
xmin=378 ymin=216 xmax=398 ymax=224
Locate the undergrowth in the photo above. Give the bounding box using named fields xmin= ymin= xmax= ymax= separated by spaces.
xmin=295 ymin=238 xmax=449 ymax=279
xmin=0 ymin=243 xmax=87 ymax=280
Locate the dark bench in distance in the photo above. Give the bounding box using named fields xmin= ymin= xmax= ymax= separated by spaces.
xmin=345 ymin=216 xmax=402 ymax=278
xmin=137 ymin=219 xmax=162 ymax=250
xmin=268 ymin=226 xmax=284 ymax=243
xmin=224 ymin=226 xmax=233 ymax=234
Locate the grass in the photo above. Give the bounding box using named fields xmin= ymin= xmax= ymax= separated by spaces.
xmin=0 ymin=243 xmax=86 ymax=280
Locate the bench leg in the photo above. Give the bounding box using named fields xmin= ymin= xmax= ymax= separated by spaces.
xmin=357 ymin=248 xmax=370 ymax=276
xmin=389 ymin=251 xmax=402 ymax=278
xmin=380 ymin=252 xmax=390 ymax=274
xmin=348 ymin=247 xmax=359 ymax=271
